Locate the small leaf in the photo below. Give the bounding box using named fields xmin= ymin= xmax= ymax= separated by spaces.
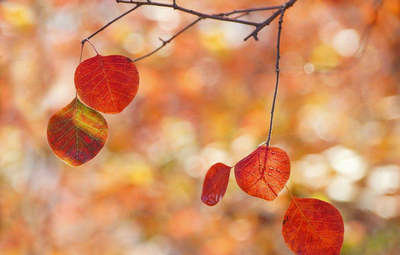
xmin=282 ymin=198 xmax=344 ymax=255
xmin=47 ymin=98 xmax=108 ymax=166
xmin=201 ymin=163 xmax=232 ymax=206
xmin=234 ymin=146 xmax=290 ymax=201
xmin=75 ymin=54 xmax=140 ymax=114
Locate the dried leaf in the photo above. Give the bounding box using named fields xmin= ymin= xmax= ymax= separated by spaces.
xmin=201 ymin=163 xmax=232 ymax=206
xmin=75 ymin=54 xmax=139 ymax=114
xmin=234 ymin=146 xmax=290 ymax=201
xmin=47 ymin=98 xmax=108 ymax=166
xmin=282 ymin=198 xmax=344 ymax=255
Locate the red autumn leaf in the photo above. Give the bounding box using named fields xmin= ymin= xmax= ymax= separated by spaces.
xmin=201 ymin=163 xmax=232 ymax=206
xmin=234 ymin=146 xmax=290 ymax=201
xmin=75 ymin=54 xmax=139 ymax=114
xmin=282 ymin=198 xmax=344 ymax=255
xmin=47 ymin=98 xmax=108 ymax=166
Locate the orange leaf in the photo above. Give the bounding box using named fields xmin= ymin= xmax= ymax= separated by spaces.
xmin=234 ymin=146 xmax=290 ymax=201
xmin=282 ymin=198 xmax=344 ymax=255
xmin=201 ymin=163 xmax=232 ymax=206
xmin=75 ymin=54 xmax=139 ymax=114
xmin=47 ymin=98 xmax=108 ymax=166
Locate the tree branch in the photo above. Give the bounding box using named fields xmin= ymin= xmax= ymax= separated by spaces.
xmin=81 ymin=4 xmax=141 ymax=44
xmin=81 ymin=0 xmax=298 ymax=59
xmin=130 ymin=1 xmax=296 ymax=62
xmin=117 ymin=0 xmax=298 ymax=62
xmin=117 ymin=0 xmax=260 ymax=27
xmin=214 ymin=5 xmax=282 ymax=17
xmin=244 ymin=0 xmax=297 ymax=41
xmin=133 ymin=17 xmax=202 ymax=62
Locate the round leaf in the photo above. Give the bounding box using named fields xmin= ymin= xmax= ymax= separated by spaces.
xmin=201 ymin=163 xmax=232 ymax=206
xmin=282 ymin=198 xmax=344 ymax=255
xmin=75 ymin=54 xmax=139 ymax=114
xmin=47 ymin=98 xmax=108 ymax=166
xmin=234 ymin=146 xmax=290 ymax=201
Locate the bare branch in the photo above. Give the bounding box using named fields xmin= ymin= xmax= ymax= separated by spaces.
xmin=116 ymin=0 xmax=260 ymax=27
xmin=244 ymin=0 xmax=297 ymax=41
xmin=131 ymin=1 xmax=292 ymax=62
xmin=133 ymin=17 xmax=202 ymax=62
xmin=81 ymin=0 xmax=298 ymax=58
xmin=215 ymin=6 xmax=282 ymax=17
xmin=119 ymin=0 xmax=298 ymax=62
xmin=81 ymin=4 xmax=141 ymax=44
xmin=79 ymin=0 xmax=299 ymax=62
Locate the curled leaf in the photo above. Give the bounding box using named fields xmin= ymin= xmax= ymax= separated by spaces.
xmin=75 ymin=54 xmax=139 ymax=114
xmin=234 ymin=146 xmax=290 ymax=201
xmin=282 ymin=198 xmax=344 ymax=255
xmin=201 ymin=163 xmax=232 ymax=206
xmin=47 ymin=98 xmax=108 ymax=166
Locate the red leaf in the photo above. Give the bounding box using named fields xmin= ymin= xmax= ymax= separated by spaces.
xmin=201 ymin=163 xmax=232 ymax=206
xmin=75 ymin=54 xmax=139 ymax=114
xmin=234 ymin=146 xmax=290 ymax=201
xmin=47 ymin=98 xmax=108 ymax=166
xmin=282 ymin=198 xmax=344 ymax=255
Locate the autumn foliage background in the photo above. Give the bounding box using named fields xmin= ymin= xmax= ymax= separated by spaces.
xmin=1 ymin=0 xmax=400 ymax=254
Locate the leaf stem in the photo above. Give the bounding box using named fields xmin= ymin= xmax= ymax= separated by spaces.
xmin=79 ymin=40 xmax=85 ymax=63
xmin=84 ymin=39 xmax=99 ymax=55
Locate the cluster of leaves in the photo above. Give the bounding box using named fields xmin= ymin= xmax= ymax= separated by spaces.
xmin=44 ymin=1 xmax=348 ymax=254
xmin=47 ymin=54 xmax=139 ymax=166
xmin=2 ymin=0 xmax=398 ymax=253
xmin=201 ymin=145 xmax=344 ymax=254
xmin=46 ymin=50 xmax=346 ymax=255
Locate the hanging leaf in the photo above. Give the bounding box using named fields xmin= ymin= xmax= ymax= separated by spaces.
xmin=201 ymin=163 xmax=232 ymax=206
xmin=75 ymin=54 xmax=140 ymax=114
xmin=282 ymin=198 xmax=344 ymax=255
xmin=234 ymin=146 xmax=290 ymax=201
xmin=47 ymin=98 xmax=108 ymax=166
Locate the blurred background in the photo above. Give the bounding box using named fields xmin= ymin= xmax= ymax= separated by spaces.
xmin=1 ymin=0 xmax=399 ymax=254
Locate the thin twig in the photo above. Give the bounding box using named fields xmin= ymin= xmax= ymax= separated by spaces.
xmin=132 ymin=2 xmax=287 ymax=62
xmin=134 ymin=17 xmax=202 ymax=62
xmin=81 ymin=4 xmax=142 ymax=44
xmin=266 ymin=8 xmax=285 ymax=146
xmin=80 ymin=0 xmax=296 ymax=61
xmin=117 ymin=0 xmax=260 ymax=27
xmin=244 ymin=0 xmax=297 ymax=41
xmin=215 ymin=5 xmax=282 ymax=16
xmin=80 ymin=0 xmax=299 ymax=59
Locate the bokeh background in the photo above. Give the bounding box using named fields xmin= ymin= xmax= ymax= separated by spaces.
xmin=1 ymin=0 xmax=400 ymax=254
